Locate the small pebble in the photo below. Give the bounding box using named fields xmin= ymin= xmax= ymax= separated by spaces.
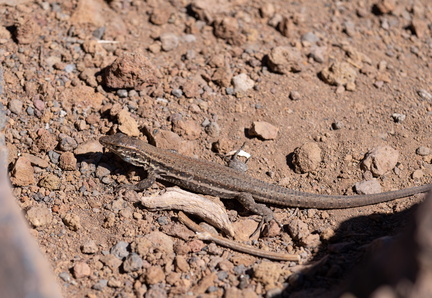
xmin=117 ymin=89 xmax=128 ymax=98
xmin=92 ymin=279 xmax=108 ymax=291
xmin=217 ymin=271 xmax=229 ymax=280
xmin=226 ymin=87 xmax=234 ymax=95
xmin=26 ymin=106 xmax=34 ymax=116
xmin=232 ymin=73 xmax=254 ymax=93
xmin=123 ymin=253 xmax=143 ymax=272
xmin=289 ymin=90 xmax=301 ymax=101
xmin=332 ymin=120 xmax=344 ymax=130
xmin=64 ymin=64 xmax=75 ymax=73
xmin=81 ymin=240 xmax=98 ymax=254
xmin=157 ymin=216 xmax=169 ymax=225
xmin=111 ymin=241 xmax=129 ymax=259
xmin=418 ymin=89 xmax=432 ymax=101
xmin=354 ymin=180 xmax=382 ymax=195
xmin=171 ymin=88 xmax=183 ymax=98
xmin=292 ymin=142 xmax=322 ymax=173
xmin=58 ymin=134 xmax=78 ymax=151
xmin=48 ymin=151 xmax=60 ymax=164
xmin=416 ymin=146 xmax=431 ymax=156
xmin=73 ymin=262 xmax=91 ymax=279
xmin=391 ymin=113 xmax=406 ymax=123
xmin=301 ymin=32 xmax=319 ymax=44
xmin=8 ymin=99 xmax=23 ymax=115
xmin=59 ymin=272 xmax=72 ymax=282
xmin=361 ymin=146 xmax=399 ymax=177
xmin=160 ymin=32 xmax=179 ymax=51
xmin=249 ymin=121 xmax=279 ymax=140
xmin=412 ymin=169 xmax=424 ymax=179
xmin=26 ymin=205 xmax=53 ymax=227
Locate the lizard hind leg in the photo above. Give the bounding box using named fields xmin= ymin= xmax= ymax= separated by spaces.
xmin=236 ymin=192 xmax=277 ymax=237
xmin=118 ymin=168 xmax=157 ymax=192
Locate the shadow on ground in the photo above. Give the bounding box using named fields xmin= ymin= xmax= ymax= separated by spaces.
xmin=278 ymin=193 xmax=431 ymax=298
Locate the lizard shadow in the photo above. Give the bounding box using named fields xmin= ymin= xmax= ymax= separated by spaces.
xmin=276 ymin=199 xmax=423 ymax=298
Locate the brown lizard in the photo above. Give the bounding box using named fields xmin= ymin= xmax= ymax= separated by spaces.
xmin=100 ymin=133 xmax=432 ymax=223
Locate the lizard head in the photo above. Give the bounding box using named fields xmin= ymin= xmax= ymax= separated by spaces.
xmin=99 ymin=133 xmax=151 ymax=169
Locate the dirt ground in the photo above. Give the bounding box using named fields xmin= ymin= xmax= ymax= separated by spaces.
xmin=1 ymin=0 xmax=432 ymax=297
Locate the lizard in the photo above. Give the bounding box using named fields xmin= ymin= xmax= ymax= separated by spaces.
xmin=99 ymin=133 xmax=432 ymax=224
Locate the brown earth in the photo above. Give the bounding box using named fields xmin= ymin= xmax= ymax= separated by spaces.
xmin=1 ymin=0 xmax=432 ymax=297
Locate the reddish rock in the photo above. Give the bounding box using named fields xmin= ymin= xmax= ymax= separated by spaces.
xmin=103 ymin=52 xmax=157 ymax=90
xmin=172 ymin=119 xmax=201 ymax=140
xmin=35 ymin=129 xmax=57 ymax=152
xmin=11 ymin=157 xmax=35 ymax=186
xmin=249 ymin=121 xmax=279 ymax=140
xmin=213 ymin=17 xmax=246 ymax=46
xmin=15 ymin=17 xmax=41 ymax=44
xmin=59 ymin=152 xmax=77 ymax=171
xmin=73 ymin=262 xmax=91 ymax=279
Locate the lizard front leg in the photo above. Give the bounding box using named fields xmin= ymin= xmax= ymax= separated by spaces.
xmin=120 ymin=168 xmax=157 ymax=191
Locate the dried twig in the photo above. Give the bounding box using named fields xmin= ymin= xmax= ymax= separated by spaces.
xmin=178 ymin=212 xmax=300 ymax=262
xmin=141 ymin=187 xmax=235 ymax=237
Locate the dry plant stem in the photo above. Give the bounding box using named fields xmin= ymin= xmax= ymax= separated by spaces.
xmin=178 ymin=212 xmax=300 ymax=262
xmin=141 ymin=187 xmax=235 ymax=237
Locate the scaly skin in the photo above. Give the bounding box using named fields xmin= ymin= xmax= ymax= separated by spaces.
xmin=100 ymin=133 xmax=432 ymax=210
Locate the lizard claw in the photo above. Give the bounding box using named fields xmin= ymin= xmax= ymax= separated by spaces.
xmin=249 ymin=214 xmax=276 ymax=238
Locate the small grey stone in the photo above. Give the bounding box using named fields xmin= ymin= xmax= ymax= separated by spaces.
xmin=343 ymin=21 xmax=356 ymax=37
xmin=128 ymin=90 xmax=138 ymax=97
xmin=332 ymin=120 xmax=344 ymax=130
xmin=182 ymin=34 xmax=196 ymax=43
xmin=204 ymin=122 xmax=220 ymax=137
xmin=232 ymin=73 xmax=254 ymax=93
xmin=92 ymin=279 xmax=108 ymax=291
xmin=65 ymin=64 xmax=75 ymax=73
xmin=59 ymin=272 xmax=72 ymax=282
xmin=217 ymin=271 xmax=228 ymax=280
xmin=354 ymin=180 xmax=382 ymax=195
xmin=310 ymin=46 xmax=326 ymax=63
xmin=226 ymin=87 xmax=234 ymax=95
xmin=208 ymin=286 xmax=219 ymax=292
xmin=374 ymin=81 xmax=384 ymax=88
xmin=228 ymin=158 xmax=248 ymax=172
xmin=96 ymin=163 xmax=112 ymax=179
xmin=185 ymin=50 xmax=196 ymax=60
xmin=122 ymin=253 xmax=143 ymax=272
xmin=418 ymin=89 xmax=432 ymax=101
xmin=8 ymin=99 xmax=23 ymax=115
xmin=157 ymin=216 xmax=169 ymax=225
xmin=117 ymin=89 xmax=128 ymax=98
xmin=111 ymin=241 xmax=129 ymax=259
xmin=201 ymin=118 xmax=210 ymax=127
xmin=58 ymin=134 xmax=78 ymax=151
xmin=26 ymin=106 xmax=34 ymax=116
xmin=92 ymin=26 xmax=106 ymax=39
xmin=381 ymin=18 xmax=390 ymax=30
xmin=268 ymin=13 xmax=283 ymax=27
xmin=171 ymin=88 xmax=183 ymax=98
xmin=416 ymin=146 xmax=431 ymax=156
xmin=160 ymin=32 xmax=179 ymax=51
xmin=392 ymin=113 xmax=406 ymax=123
xmin=301 ymin=32 xmax=319 ymax=44
xmin=81 ymin=240 xmax=98 ymax=254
